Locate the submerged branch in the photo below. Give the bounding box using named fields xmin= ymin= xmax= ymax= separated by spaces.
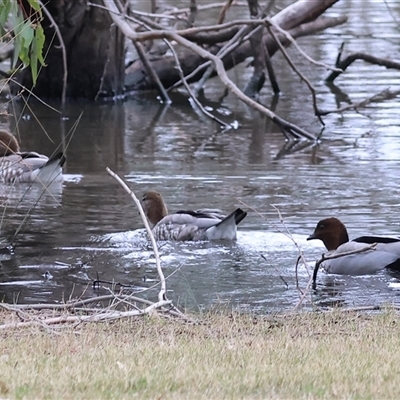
xmin=326 ymin=44 xmax=400 ymax=82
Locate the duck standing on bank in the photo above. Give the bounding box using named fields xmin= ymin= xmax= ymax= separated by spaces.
xmin=307 ymin=217 xmax=400 ymax=275
xmin=141 ymin=190 xmax=247 ymax=241
xmin=0 ymin=130 xmax=65 ymax=184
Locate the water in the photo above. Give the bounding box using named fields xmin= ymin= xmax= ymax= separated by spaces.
xmin=1 ymin=0 xmax=400 ymax=311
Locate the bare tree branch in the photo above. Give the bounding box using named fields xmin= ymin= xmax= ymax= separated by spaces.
xmin=106 ymin=0 xmax=316 ymax=140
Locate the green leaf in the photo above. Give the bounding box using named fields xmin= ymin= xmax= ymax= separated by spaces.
xmin=0 ymin=1 xmax=12 ymax=35
xmin=34 ymin=25 xmax=45 ymax=66
xmin=27 ymin=0 xmax=41 ymax=13
xmin=21 ymin=22 xmax=34 ymax=48
xmin=2 ymin=0 xmax=45 ymax=84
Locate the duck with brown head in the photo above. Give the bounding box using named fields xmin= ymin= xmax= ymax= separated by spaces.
xmin=0 ymin=130 xmax=65 ymax=184
xmin=141 ymin=190 xmax=247 ymax=241
xmin=308 ymin=217 xmax=400 ymax=275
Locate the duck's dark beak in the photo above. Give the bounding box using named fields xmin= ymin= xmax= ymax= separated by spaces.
xmin=307 ymin=233 xmax=316 ymax=241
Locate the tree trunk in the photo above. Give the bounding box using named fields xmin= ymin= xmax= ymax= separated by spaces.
xmin=13 ymin=0 xmax=126 ymax=99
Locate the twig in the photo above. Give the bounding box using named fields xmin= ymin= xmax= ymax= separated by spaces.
xmin=164 ymin=39 xmax=230 ymax=128
xmin=312 ymin=243 xmax=378 ymax=288
xmin=188 ymin=0 xmax=197 ymax=26
xmin=318 ymin=88 xmax=400 ymax=116
xmin=165 ymin=1 xmax=248 ymax=16
xmin=267 ymin=24 xmax=324 ymax=125
xmin=261 ymin=254 xmax=288 ymax=288
xmin=193 ymin=23 xmax=262 ymax=96
xmin=340 ymin=304 xmax=400 ymax=312
xmin=266 ymin=18 xmax=342 ymax=73
xmin=105 ymin=1 xmax=316 ymax=141
xmin=264 ymin=38 xmax=280 ymax=94
xmin=217 ymin=0 xmax=234 ymax=24
xmin=106 ymin=167 xmax=167 ymax=303
xmin=38 ymin=1 xmax=67 ymax=112
xmin=0 ymin=300 xmax=173 ymax=330
xmin=133 ymin=40 xmax=172 ymax=104
xmin=326 ymin=46 xmax=400 ymax=82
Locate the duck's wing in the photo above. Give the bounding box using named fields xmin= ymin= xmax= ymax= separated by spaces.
xmin=153 ymin=208 xmax=247 ymax=241
xmin=323 ymin=241 xmax=400 ymax=275
xmin=159 ymin=211 xmax=223 ymax=229
xmin=353 ymin=235 xmax=400 ymax=244
xmin=0 ymin=152 xmax=65 ymax=183
xmin=194 ymin=208 xmax=225 ymax=219
xmin=152 ymin=222 xmax=204 ymax=241
xmin=0 ymin=154 xmax=46 ymax=183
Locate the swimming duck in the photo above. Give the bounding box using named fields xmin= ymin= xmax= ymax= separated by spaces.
xmin=0 ymin=130 xmax=65 ymax=184
xmin=307 ymin=217 xmax=400 ymax=275
xmin=141 ymin=190 xmax=247 ymax=241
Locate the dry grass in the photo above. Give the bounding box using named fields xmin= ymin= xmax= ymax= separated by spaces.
xmin=0 ymin=309 xmax=399 ymax=399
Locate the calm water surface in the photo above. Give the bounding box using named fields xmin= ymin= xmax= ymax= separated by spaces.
xmin=1 ymin=0 xmax=400 ymax=311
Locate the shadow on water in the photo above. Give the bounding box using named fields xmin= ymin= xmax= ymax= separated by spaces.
xmin=2 ymin=0 xmax=400 ymax=311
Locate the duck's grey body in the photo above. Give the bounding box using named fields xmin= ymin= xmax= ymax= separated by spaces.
xmin=141 ymin=191 xmax=247 ymax=241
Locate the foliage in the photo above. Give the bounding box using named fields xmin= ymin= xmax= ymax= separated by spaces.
xmin=0 ymin=0 xmax=45 ymax=84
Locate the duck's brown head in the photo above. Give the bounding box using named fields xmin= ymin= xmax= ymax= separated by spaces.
xmin=307 ymin=217 xmax=350 ymax=251
xmin=0 ymin=130 xmax=19 ymax=156
xmin=141 ymin=191 xmax=168 ymax=227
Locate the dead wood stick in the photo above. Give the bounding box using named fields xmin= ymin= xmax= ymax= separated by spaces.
xmin=217 ymin=0 xmax=234 ymax=24
xmin=133 ymin=40 xmax=171 ymax=104
xmin=264 ymin=37 xmax=280 ymax=94
xmin=266 ymin=17 xmax=342 ymax=73
xmin=340 ymin=305 xmax=400 ymax=312
xmin=190 ymin=24 xmax=262 ymax=94
xmin=167 ymin=16 xmax=346 ymax=93
xmin=327 ymin=48 xmax=400 ymax=82
xmin=267 ymin=25 xmax=324 ymax=125
xmin=0 ymin=300 xmax=173 ymax=330
xmin=166 ymin=1 xmax=248 ymax=16
xmin=106 ymin=167 xmax=167 ymax=303
xmin=164 ymin=39 xmax=230 ymax=128
xmin=193 ymin=24 xmax=262 ymax=96
xmin=188 ymin=0 xmax=197 ymax=25
xmin=318 ymin=88 xmax=400 ymax=116
xmin=106 ymin=0 xmax=316 ymax=140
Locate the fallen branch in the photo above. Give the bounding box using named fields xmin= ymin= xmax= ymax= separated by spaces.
xmin=0 ymin=300 xmax=173 ymax=330
xmin=318 ymin=88 xmax=400 ymax=116
xmin=105 ymin=0 xmax=317 ymax=140
xmin=326 ymin=43 xmax=400 ymax=82
xmin=267 ymin=24 xmax=324 ymax=125
xmin=164 ymin=38 xmax=231 ymax=128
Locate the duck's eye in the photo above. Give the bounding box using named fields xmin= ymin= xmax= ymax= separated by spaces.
xmin=319 ymin=224 xmax=324 ymax=230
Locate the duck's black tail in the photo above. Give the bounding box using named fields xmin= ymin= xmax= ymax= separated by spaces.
xmin=234 ymin=208 xmax=247 ymax=225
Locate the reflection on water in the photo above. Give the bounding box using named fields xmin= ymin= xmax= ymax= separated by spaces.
xmin=1 ymin=0 xmax=400 ymax=310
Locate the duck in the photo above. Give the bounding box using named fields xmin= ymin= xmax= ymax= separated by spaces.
xmin=307 ymin=217 xmax=400 ymax=276
xmin=0 ymin=130 xmax=65 ymax=184
xmin=141 ymin=190 xmax=247 ymax=241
